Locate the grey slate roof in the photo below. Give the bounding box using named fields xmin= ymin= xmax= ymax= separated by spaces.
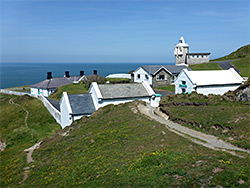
xmin=68 ymin=94 xmax=95 ymax=115
xmin=98 ymin=83 xmax=150 ymax=99
xmin=141 ymin=65 xmax=191 ymax=75
xmin=187 ymin=53 xmax=211 ymax=55
xmin=31 ymin=76 xmax=81 ymax=89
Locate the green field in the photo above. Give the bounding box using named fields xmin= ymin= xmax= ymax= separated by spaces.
xmin=160 ymin=93 xmax=250 ymax=149
xmin=189 ymin=62 xmax=222 ymax=70
xmin=48 ymin=82 xmax=88 ymax=100
xmin=0 ymin=94 xmax=61 ymax=187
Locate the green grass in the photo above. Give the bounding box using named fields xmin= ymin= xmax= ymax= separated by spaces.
xmin=48 ymin=82 xmax=88 ymax=100
xmin=160 ymin=93 xmax=250 ymax=149
xmin=0 ymin=94 xmax=61 ymax=186
xmin=5 ymin=85 xmax=30 ymax=92
xmin=189 ymin=62 xmax=222 ymax=70
xmin=106 ymin=78 xmax=131 ymax=83
xmin=232 ymin=55 xmax=250 ymax=77
xmin=155 ymin=85 xmax=175 ymax=92
xmin=11 ymin=102 xmax=249 ymax=187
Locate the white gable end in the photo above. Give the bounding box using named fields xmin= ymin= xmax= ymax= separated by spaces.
xmin=134 ymin=67 xmax=152 ymax=85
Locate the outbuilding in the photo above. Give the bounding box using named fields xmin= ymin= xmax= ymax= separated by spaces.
xmin=174 ymin=68 xmax=244 ymax=95
xmin=60 ymin=81 xmax=161 ymax=128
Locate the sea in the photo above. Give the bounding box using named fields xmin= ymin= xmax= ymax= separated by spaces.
xmin=0 ymin=62 xmax=174 ymax=89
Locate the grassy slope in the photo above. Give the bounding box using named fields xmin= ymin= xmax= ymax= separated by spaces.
xmin=0 ymin=94 xmax=61 ymax=186
xmin=160 ymin=93 xmax=250 ymax=149
xmin=15 ymin=102 xmax=249 ymax=187
xmin=189 ymin=62 xmax=222 ymax=70
xmin=212 ymin=44 xmax=250 ymax=61
xmin=48 ymin=82 xmax=88 ymax=100
xmin=232 ymin=54 xmax=250 ymax=77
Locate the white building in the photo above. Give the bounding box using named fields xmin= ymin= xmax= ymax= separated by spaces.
xmin=30 ymin=71 xmax=84 ymax=97
xmin=174 ymin=37 xmax=210 ymax=65
xmin=60 ymin=82 xmax=161 ymax=128
xmin=175 ymin=68 xmax=244 ymax=95
xmin=132 ymin=65 xmax=190 ymax=87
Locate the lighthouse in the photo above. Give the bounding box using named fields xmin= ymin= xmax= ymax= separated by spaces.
xmin=174 ymin=37 xmax=189 ymax=65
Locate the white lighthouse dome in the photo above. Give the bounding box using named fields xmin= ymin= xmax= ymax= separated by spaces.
xmin=175 ymin=37 xmax=189 ymax=47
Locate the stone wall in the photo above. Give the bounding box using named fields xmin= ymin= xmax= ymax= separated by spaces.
xmin=152 ymin=69 xmax=171 ymax=87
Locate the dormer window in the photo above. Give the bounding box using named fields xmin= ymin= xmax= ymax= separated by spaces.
xmin=137 ymin=74 xmax=140 ymax=79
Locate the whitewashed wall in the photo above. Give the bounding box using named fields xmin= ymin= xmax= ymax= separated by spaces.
xmin=134 ymin=67 xmax=152 ymax=85
xmin=38 ymin=95 xmax=61 ymax=125
xmin=60 ymin=92 xmax=73 ymax=129
xmin=175 ymin=71 xmax=194 ymax=94
xmin=30 ymin=88 xmax=55 ymax=97
xmin=196 ymin=85 xmax=240 ymax=95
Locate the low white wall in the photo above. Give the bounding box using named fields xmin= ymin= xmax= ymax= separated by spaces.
xmin=38 ymin=95 xmax=61 ymax=125
xmin=0 ymin=89 xmax=33 ymax=97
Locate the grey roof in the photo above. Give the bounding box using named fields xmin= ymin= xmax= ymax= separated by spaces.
xmin=141 ymin=65 xmax=192 ymax=75
xmin=31 ymin=76 xmax=81 ymax=89
xmin=187 ymin=53 xmax=211 ymax=55
xmin=98 ymin=83 xmax=150 ymax=99
xmin=68 ymin=94 xmax=95 ymax=115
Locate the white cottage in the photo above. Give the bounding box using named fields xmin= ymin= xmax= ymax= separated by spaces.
xmin=175 ymin=68 xmax=244 ymax=95
xmin=132 ymin=65 xmax=190 ymax=87
xmin=30 ymin=71 xmax=84 ymax=97
xmin=60 ymin=81 xmax=161 ymax=128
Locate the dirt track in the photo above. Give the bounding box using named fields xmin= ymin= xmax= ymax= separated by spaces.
xmin=138 ymin=103 xmax=250 ymax=158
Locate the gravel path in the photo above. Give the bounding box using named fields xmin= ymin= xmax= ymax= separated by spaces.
xmin=138 ymin=103 xmax=250 ymax=157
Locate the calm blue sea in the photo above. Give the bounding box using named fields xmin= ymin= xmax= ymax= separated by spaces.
xmin=0 ymin=62 xmax=174 ymax=89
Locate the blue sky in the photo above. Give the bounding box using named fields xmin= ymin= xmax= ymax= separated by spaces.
xmin=0 ymin=0 xmax=249 ymax=63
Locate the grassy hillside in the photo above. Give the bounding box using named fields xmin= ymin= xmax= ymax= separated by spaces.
xmin=0 ymin=94 xmax=61 ymax=187
xmin=160 ymin=93 xmax=250 ymax=149
xmin=189 ymin=62 xmax=222 ymax=70
xmin=232 ymin=54 xmax=250 ymax=77
xmin=212 ymin=44 xmax=250 ymax=61
xmin=48 ymin=82 xmax=88 ymax=100
xmin=8 ymin=102 xmax=248 ymax=187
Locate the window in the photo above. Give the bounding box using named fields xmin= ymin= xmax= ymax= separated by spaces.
xmin=156 ymin=75 xmax=165 ymax=81
xmin=192 ymin=55 xmax=194 ymax=58
xmin=171 ymin=76 xmax=176 ymax=83
xmin=197 ymin=55 xmax=199 ymax=58
xmin=137 ymin=74 xmax=140 ymax=79
xmin=201 ymin=55 xmax=203 ymax=58
xmin=145 ymin=75 xmax=149 ymax=79
xmin=182 ymin=81 xmax=186 ymax=85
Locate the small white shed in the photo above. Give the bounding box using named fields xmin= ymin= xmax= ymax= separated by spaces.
xmin=175 ymin=68 xmax=244 ymax=95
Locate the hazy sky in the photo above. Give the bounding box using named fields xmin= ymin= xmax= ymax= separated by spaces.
xmin=1 ymin=0 xmax=249 ymax=63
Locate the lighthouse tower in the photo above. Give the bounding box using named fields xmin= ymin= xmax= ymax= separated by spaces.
xmin=174 ymin=37 xmax=189 ymax=65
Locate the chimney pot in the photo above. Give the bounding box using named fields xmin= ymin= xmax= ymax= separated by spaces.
xmin=65 ymin=71 xmax=70 ymax=78
xmin=80 ymin=70 xmax=84 ymax=76
xmin=47 ymin=72 xmax=52 ymax=79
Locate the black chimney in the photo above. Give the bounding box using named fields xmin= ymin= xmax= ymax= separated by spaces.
xmin=93 ymin=70 xmax=97 ymax=75
xmin=47 ymin=72 xmax=52 ymax=79
xmin=80 ymin=70 xmax=84 ymax=76
xmin=65 ymin=71 xmax=70 ymax=78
